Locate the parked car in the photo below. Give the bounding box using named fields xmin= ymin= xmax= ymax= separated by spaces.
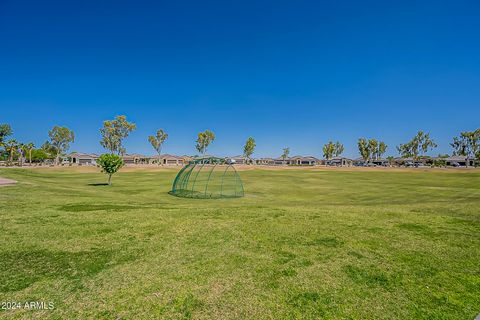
xmin=405 ymin=161 xmax=415 ymax=167
xmin=226 ymin=158 xmax=236 ymax=165
xmin=415 ymin=163 xmax=429 ymax=168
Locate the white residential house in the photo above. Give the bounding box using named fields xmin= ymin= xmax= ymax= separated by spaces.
xmin=68 ymin=152 xmax=99 ymax=166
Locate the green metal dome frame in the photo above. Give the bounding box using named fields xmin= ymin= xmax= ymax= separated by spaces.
xmin=170 ymin=157 xmax=244 ymax=199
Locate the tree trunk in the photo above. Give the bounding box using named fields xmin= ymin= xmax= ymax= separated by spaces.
xmin=29 ymin=150 xmax=32 ymax=165
xmin=108 ymin=174 xmax=112 ymax=185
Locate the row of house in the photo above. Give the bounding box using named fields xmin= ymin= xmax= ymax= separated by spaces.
xmin=353 ymin=156 xmax=476 ymax=167
xmin=65 ymin=153 xmax=329 ymax=166
xmin=231 ymin=155 xmax=320 ymax=166
xmin=66 ymin=153 xmax=187 ymax=166
xmin=63 ymin=153 xmax=476 ymax=168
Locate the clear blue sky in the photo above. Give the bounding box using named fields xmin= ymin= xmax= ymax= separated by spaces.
xmin=1 ymin=0 xmax=479 ymax=158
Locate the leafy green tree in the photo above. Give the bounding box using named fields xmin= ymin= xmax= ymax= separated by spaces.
xmin=243 ymin=137 xmax=256 ymax=164
xmin=334 ymin=141 xmax=344 ymax=157
xmin=31 ymin=148 xmax=52 ymax=163
xmin=195 ymin=130 xmax=215 ymax=156
xmin=358 ymin=138 xmax=387 ymax=163
xmin=148 ymin=129 xmax=168 ymax=164
xmin=450 ymin=129 xmax=480 ymax=167
xmin=397 ymin=131 xmax=437 ymax=163
xmin=49 ymin=126 xmax=75 ymax=165
xmin=323 ymin=141 xmax=335 ymax=160
xmin=97 ymin=153 xmax=124 ymax=185
xmin=41 ymin=141 xmax=57 ymax=157
xmin=358 ymin=138 xmax=370 ymax=163
xmin=0 ymin=124 xmax=12 ymax=145
xmin=100 ymin=115 xmax=137 ymax=155
xmin=281 ymin=147 xmax=290 ymax=164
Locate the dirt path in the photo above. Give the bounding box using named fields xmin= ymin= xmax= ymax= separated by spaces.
xmin=0 ymin=177 xmax=17 ymax=186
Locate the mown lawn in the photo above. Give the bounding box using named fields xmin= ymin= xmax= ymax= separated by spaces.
xmin=0 ymin=167 xmax=479 ymax=319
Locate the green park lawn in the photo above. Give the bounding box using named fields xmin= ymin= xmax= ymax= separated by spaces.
xmin=0 ymin=167 xmax=479 ymax=319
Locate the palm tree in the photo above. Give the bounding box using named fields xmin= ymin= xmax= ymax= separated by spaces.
xmin=281 ymin=147 xmax=290 ymax=165
xmin=17 ymin=142 xmax=25 ymax=166
xmin=4 ymin=139 xmax=18 ymax=165
xmin=24 ymin=142 xmax=35 ymax=165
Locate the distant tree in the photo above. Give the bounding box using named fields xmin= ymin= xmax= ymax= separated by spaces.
xmin=4 ymin=139 xmax=18 ymax=164
xmin=100 ymin=115 xmax=137 ymax=155
xmin=418 ymin=132 xmax=437 ymax=156
xmin=433 ymin=154 xmax=449 ymax=167
xmin=450 ymin=129 xmax=480 ymax=167
xmin=376 ymin=141 xmax=388 ymax=160
xmin=334 ymin=141 xmax=344 ymax=157
xmin=195 ymin=130 xmax=215 ymax=156
xmin=386 ymin=156 xmax=395 ymax=166
xmin=41 ymin=141 xmax=57 ymax=157
xmin=23 ymin=142 xmax=35 ymax=165
xmin=323 ymin=141 xmax=335 ymax=160
xmin=368 ymin=139 xmax=379 ymax=160
xmin=49 ymin=126 xmax=75 ymax=165
xmin=397 ymin=131 xmax=437 ymax=163
xmin=281 ymin=147 xmax=290 ymax=164
xmin=358 ymin=138 xmax=387 ymax=163
xmin=97 ymin=153 xmax=124 ymax=185
xmin=450 ymin=137 xmax=467 ymax=156
xmin=357 ymin=138 xmax=370 ymax=163
xmin=243 ymin=137 xmax=256 ymax=164
xmin=17 ymin=142 xmax=25 ymax=166
xmin=148 ymin=129 xmax=168 ymax=165
xmin=31 ymin=148 xmax=53 ymax=163
xmin=397 ymin=142 xmax=413 ymax=159
xmin=0 ymin=124 xmax=12 ymax=145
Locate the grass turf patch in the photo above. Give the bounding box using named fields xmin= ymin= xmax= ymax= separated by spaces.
xmin=0 ymin=168 xmax=479 ymax=319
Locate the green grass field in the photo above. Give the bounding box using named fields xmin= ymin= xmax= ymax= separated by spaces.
xmin=0 ymin=167 xmax=479 ymax=319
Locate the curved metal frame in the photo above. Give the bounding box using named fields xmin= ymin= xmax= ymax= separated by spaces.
xmin=189 ymin=161 xmax=207 ymax=196
xmin=170 ymin=157 xmax=244 ymax=199
xmin=203 ymin=163 xmax=218 ymax=197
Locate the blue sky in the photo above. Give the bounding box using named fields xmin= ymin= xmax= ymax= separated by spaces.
xmin=1 ymin=0 xmax=479 ymax=158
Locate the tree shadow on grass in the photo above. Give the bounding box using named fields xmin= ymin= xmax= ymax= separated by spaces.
xmin=88 ymin=183 xmax=109 ymax=186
